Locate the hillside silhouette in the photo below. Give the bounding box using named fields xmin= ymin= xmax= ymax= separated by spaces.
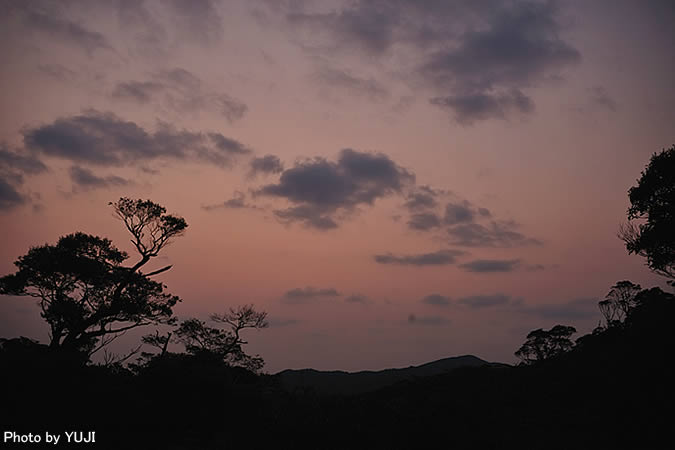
xmin=277 ymin=355 xmax=494 ymax=395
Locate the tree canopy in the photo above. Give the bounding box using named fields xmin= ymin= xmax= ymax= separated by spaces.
xmin=620 ymin=145 xmax=675 ymax=281
xmin=0 ymin=198 xmax=187 ymax=355
xmin=172 ymin=305 xmax=268 ymax=372
xmin=515 ymin=325 xmax=576 ymax=365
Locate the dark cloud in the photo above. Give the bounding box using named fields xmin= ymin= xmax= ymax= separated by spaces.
xmin=280 ymin=1 xmax=579 ymax=123
xmin=459 ymin=259 xmax=521 ymax=273
xmin=115 ymin=68 xmax=248 ymax=122
xmin=0 ymin=146 xmax=48 ymax=211
xmin=208 ymin=133 xmax=250 ymax=155
xmin=458 ymin=293 xmax=511 ymax=308
xmin=274 ymin=206 xmax=339 ymax=230
xmin=430 ymin=89 xmax=534 ymax=125
xmin=403 ymin=186 xmax=440 ymax=211
xmin=0 ymin=147 xmax=48 ymax=176
xmin=313 ymin=66 xmax=389 ymax=102
xmin=588 ymin=86 xmax=618 ymax=112
xmin=112 ymin=81 xmax=165 ymax=103
xmin=161 ymin=0 xmax=223 ymax=45
xmin=282 ymin=287 xmax=341 ymax=304
xmin=345 ymin=294 xmax=370 ymax=304
xmin=14 ymin=3 xmax=113 ymax=55
xmin=37 ymin=64 xmax=77 ymax=82
xmin=22 ymin=110 xmax=250 ymax=168
xmin=69 ymin=166 xmax=130 ymax=190
xmin=268 ymin=317 xmax=300 ymax=327
xmin=515 ymin=298 xmax=598 ymax=320
xmin=287 ymin=3 xmax=398 ymax=56
xmin=222 ymin=191 xmax=248 ymax=209
xmin=0 ymin=177 xmax=26 ymax=211
xmin=115 ymin=0 xmax=168 ymax=56
xmin=203 ymin=191 xmax=259 ymax=211
xmin=155 ymin=68 xmax=202 ymax=90
xmin=443 ymin=201 xmax=475 ymax=225
xmin=407 ymin=314 xmax=450 ymax=326
xmin=407 ymin=213 xmax=442 ymax=231
xmin=374 ymin=249 xmax=464 ymax=266
xmin=447 ymin=221 xmax=542 ymax=247
xmin=421 ymin=294 xmax=451 ymax=306
xmin=420 ymin=3 xmax=580 ymax=90
xmin=249 ymin=155 xmax=284 ymax=177
xmin=257 ymin=148 xmax=414 ymax=229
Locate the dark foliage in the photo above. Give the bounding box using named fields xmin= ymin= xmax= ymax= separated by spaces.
xmin=2 ymin=287 xmax=673 ymax=449
xmin=620 ymin=145 xmax=675 ymax=281
xmin=514 ymin=324 xmax=576 ymax=364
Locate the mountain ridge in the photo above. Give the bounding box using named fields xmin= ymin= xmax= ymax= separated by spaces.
xmin=275 ymin=354 xmax=504 ymax=395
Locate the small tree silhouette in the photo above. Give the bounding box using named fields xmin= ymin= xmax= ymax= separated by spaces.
xmin=515 ymin=325 xmax=576 ymax=365
xmin=173 ymin=305 xmax=268 ymax=372
xmin=598 ymin=280 xmax=642 ymax=327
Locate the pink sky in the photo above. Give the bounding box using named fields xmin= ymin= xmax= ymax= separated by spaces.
xmin=0 ymin=0 xmax=673 ymax=372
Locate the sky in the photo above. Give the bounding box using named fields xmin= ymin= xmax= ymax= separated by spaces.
xmin=0 ymin=0 xmax=673 ymax=373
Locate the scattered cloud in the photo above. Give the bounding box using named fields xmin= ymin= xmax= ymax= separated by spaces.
xmin=515 ymin=298 xmax=599 ymax=320
xmin=257 ymin=148 xmax=414 ymax=229
xmin=313 ymin=66 xmax=389 ymax=102
xmin=0 ymin=177 xmax=26 ymax=211
xmin=345 ymin=294 xmax=370 ymax=304
xmin=0 ymin=146 xmax=48 ymax=176
xmin=9 ymin=2 xmax=113 ymax=55
xmin=112 ymin=81 xmax=165 ymax=103
xmin=421 ymin=294 xmax=451 ymax=306
xmin=588 ymin=86 xmax=617 ymax=112
xmin=408 ymin=314 xmax=450 ymax=326
xmin=447 ymin=221 xmax=542 ymax=247
xmin=459 ymin=259 xmax=521 ymax=273
xmin=114 ymin=68 xmax=248 ymax=122
xmin=282 ymin=287 xmax=341 ymax=304
xmin=22 ymin=110 xmax=251 ymax=168
xmin=443 ymin=201 xmax=475 ymax=225
xmin=268 ymin=317 xmax=300 ymax=327
xmin=162 ymin=0 xmax=224 ymax=45
xmin=37 ymin=64 xmax=77 ymax=82
xmin=374 ymin=249 xmax=464 ymax=266
xmin=407 ymin=212 xmax=442 ymax=231
xmin=69 ymin=166 xmax=130 ymax=190
xmin=279 ymin=0 xmax=580 ymax=123
xmin=249 ymin=154 xmax=284 ymax=178
xmin=203 ymin=191 xmax=259 ymax=211
xmin=458 ymin=293 xmax=511 ymax=309
xmin=430 ymin=89 xmax=534 ymax=125
xmin=0 ymin=145 xmax=48 ymax=211
xmin=403 ymin=186 xmax=441 ymax=211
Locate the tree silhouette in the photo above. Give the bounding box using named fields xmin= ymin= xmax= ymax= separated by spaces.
xmin=0 ymin=198 xmax=187 ymax=356
xmin=598 ymin=280 xmax=641 ymax=327
xmin=173 ymin=304 xmax=268 ymax=371
xmin=515 ymin=325 xmax=576 ymax=365
xmin=619 ymin=145 xmax=675 ymax=282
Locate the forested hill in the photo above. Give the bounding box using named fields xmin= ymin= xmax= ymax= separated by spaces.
xmin=276 ymin=354 xmax=499 ymax=395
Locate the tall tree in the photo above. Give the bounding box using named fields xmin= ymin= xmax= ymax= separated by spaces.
xmin=620 ymin=145 xmax=675 ymax=281
xmin=0 ymin=198 xmax=187 ymax=356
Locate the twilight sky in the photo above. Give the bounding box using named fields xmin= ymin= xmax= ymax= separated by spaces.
xmin=0 ymin=0 xmax=673 ymax=373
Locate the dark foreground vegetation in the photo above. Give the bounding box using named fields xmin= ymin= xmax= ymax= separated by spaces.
xmin=1 ymin=146 xmax=673 ymax=449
